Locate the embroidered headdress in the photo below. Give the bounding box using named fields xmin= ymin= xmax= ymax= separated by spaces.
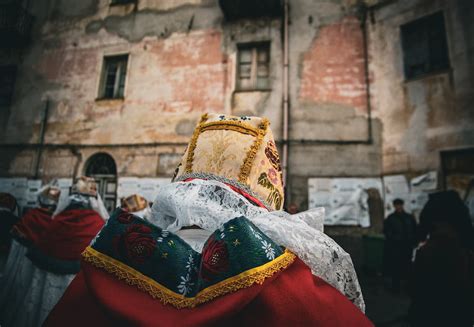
xmin=38 ymin=185 xmax=61 ymax=209
xmin=0 ymin=193 xmax=17 ymax=213
xmin=121 ymin=194 xmax=148 ymax=213
xmin=172 ymin=113 xmax=284 ymax=211
xmin=70 ymin=176 xmax=98 ymax=197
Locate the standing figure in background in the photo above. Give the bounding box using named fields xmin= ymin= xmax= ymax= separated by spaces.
xmin=0 ymin=184 xmax=60 ymax=326
xmin=6 ymin=176 xmax=109 ymax=327
xmin=409 ymin=190 xmax=473 ymax=327
xmin=0 ymin=193 xmax=19 ymax=259
xmin=383 ymin=198 xmax=417 ymax=292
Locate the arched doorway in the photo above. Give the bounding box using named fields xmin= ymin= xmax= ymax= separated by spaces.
xmin=84 ymin=152 xmax=117 ymax=213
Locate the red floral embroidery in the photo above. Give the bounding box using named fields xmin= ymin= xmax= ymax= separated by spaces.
xmin=268 ymin=168 xmax=279 ymax=184
xmin=117 ymin=211 xmax=134 ymax=224
xmin=201 ymin=237 xmax=229 ymax=280
xmin=265 ymin=141 xmax=282 ymax=172
xmin=114 ymin=224 xmax=156 ymax=264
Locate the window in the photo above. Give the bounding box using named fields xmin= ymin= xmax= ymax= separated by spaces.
xmin=0 ymin=66 xmax=17 ymax=106
xmin=400 ymin=11 xmax=450 ymax=80
xmin=110 ymin=0 xmax=136 ymax=5
xmin=99 ymin=55 xmax=128 ymax=99
xmin=237 ymin=42 xmax=270 ymax=90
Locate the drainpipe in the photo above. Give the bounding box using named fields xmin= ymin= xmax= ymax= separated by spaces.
xmin=282 ymin=0 xmax=290 ymax=199
xmin=359 ymin=1 xmax=373 ymax=144
xmin=34 ymin=98 xmax=49 ymax=179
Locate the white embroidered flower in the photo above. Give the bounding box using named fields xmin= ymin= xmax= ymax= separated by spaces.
xmin=185 ymin=254 xmax=195 ymax=273
xmin=177 ymin=274 xmax=194 ymax=296
xmin=261 ymin=240 xmax=275 ymax=260
xmin=249 ymin=225 xmax=263 ymax=240
xmin=157 ymin=230 xmax=169 ymax=243
xmin=219 ymin=225 xmax=225 ymax=239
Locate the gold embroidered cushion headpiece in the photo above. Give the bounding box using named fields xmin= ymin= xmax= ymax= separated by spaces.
xmin=71 ymin=176 xmax=98 ymax=197
xmin=173 ymin=113 xmax=284 ymax=211
xmin=121 ymin=194 xmax=148 ymax=213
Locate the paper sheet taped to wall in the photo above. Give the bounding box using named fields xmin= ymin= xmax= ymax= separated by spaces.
xmin=308 ymin=178 xmax=383 ymax=227
xmin=117 ymin=177 xmax=171 ymax=203
xmin=0 ymin=178 xmax=44 ymax=210
xmin=383 ymin=173 xmax=436 ymax=219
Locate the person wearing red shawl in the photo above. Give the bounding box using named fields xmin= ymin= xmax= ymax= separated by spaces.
xmin=11 ymin=184 xmax=61 ymax=247
xmin=0 ymin=185 xmax=60 ymax=327
xmin=1 ymin=177 xmax=109 ymax=327
xmin=45 ymin=114 xmax=372 ymax=326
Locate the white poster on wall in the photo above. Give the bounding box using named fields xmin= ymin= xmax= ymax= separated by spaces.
xmin=410 ymin=171 xmax=437 ymax=193
xmin=308 ymin=177 xmax=383 ymax=227
xmin=117 ymin=177 xmax=171 ymax=203
xmin=383 ymin=172 xmax=436 ymax=219
xmin=0 ymin=178 xmax=44 ymax=211
xmin=383 ymin=175 xmax=411 ymax=214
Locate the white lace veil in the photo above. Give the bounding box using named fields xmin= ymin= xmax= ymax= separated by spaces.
xmin=53 ymin=193 xmax=109 ymax=221
xmin=151 ymin=179 xmax=365 ymax=312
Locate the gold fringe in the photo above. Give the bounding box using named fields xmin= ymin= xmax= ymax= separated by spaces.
xmin=184 ymin=113 xmax=208 ymax=174
xmin=200 ymin=121 xmax=258 ymax=137
xmin=82 ymin=246 xmax=295 ymax=309
xmin=238 ymin=119 xmax=269 ymax=183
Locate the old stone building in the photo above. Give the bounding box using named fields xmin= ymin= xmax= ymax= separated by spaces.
xmin=1 ymin=0 xmax=473 ymax=236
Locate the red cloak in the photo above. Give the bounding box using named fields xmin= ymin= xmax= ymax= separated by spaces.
xmin=45 ymin=257 xmax=373 ymax=327
xmin=35 ymin=209 xmax=105 ymax=261
xmin=11 ymin=208 xmax=53 ymax=246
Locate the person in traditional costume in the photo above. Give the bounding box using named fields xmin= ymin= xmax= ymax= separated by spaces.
xmin=45 ymin=114 xmax=372 ymax=326
xmin=121 ymin=194 xmax=152 ymax=220
xmin=0 ymin=193 xmax=19 ymax=258
xmin=0 ymin=184 xmax=61 ymax=326
xmin=409 ymin=191 xmax=474 ymax=327
xmin=2 ymin=176 xmax=108 ymax=327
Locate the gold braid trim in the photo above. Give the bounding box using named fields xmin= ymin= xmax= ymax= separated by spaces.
xmin=238 ymin=119 xmax=269 ymax=183
xmin=200 ymin=121 xmax=259 ymax=137
xmin=184 ymin=116 xmax=264 ymax=174
xmin=184 ymin=113 xmax=208 ymax=174
xmin=82 ymin=246 xmax=295 ymax=309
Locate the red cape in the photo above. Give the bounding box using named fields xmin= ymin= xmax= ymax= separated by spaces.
xmin=35 ymin=209 xmax=105 ymax=261
xmin=12 ymin=208 xmax=53 ymax=246
xmin=45 ymin=257 xmax=372 ymax=327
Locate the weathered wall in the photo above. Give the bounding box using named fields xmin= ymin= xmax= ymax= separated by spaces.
xmin=1 ymin=0 xmax=472 ymax=220
xmin=370 ymin=0 xmax=474 ymax=175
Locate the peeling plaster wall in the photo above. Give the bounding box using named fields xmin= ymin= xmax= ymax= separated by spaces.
xmin=370 ymin=0 xmax=474 ymax=175
xmin=0 ymin=0 xmax=382 ymax=208
xmin=0 ymin=0 xmax=472 ymax=218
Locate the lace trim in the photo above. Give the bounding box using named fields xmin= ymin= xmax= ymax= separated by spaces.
xmin=174 ymin=173 xmax=273 ymax=210
xmin=82 ymin=246 xmax=295 ymax=309
xmin=238 ymin=119 xmax=269 ymax=183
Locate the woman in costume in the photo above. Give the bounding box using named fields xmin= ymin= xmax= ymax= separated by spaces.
xmin=409 ymin=191 xmax=474 ymax=327
xmin=45 ymin=114 xmax=371 ymax=326
xmin=0 ymin=184 xmax=60 ymax=326
xmin=121 ymin=193 xmax=152 ymax=220
xmin=3 ymin=177 xmax=108 ymax=327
